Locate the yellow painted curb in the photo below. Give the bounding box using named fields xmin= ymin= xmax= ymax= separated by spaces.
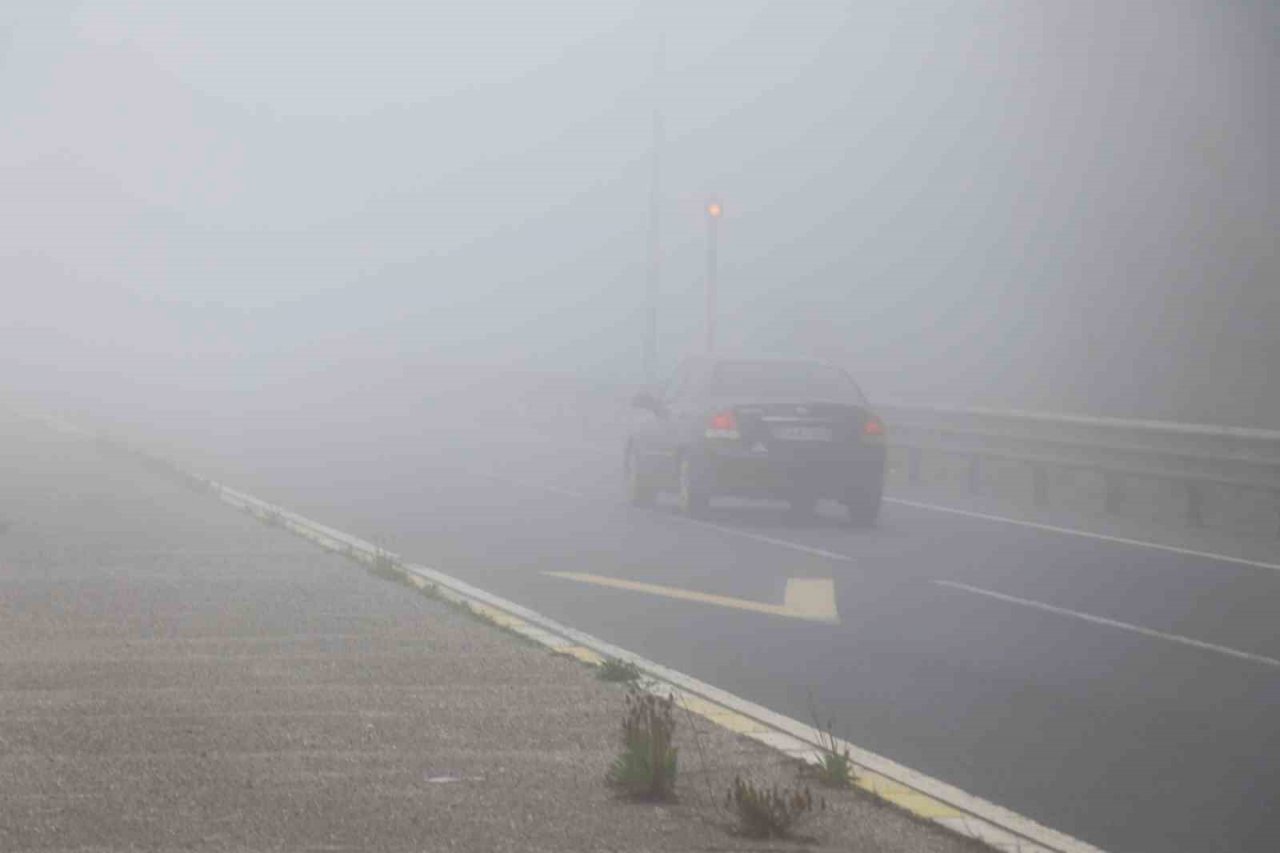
xmin=190 ymin=474 xmax=1099 ymax=853
xmin=858 ymin=771 xmax=964 ymax=819
xmin=558 ymin=645 xmax=606 ymax=665
xmin=676 ymin=694 xmax=771 ymax=735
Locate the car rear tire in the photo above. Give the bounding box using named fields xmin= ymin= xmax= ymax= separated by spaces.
xmin=843 ymin=487 xmax=881 ymax=528
xmin=626 ymin=447 xmax=656 ymax=508
xmin=677 ymin=455 xmax=710 ymax=518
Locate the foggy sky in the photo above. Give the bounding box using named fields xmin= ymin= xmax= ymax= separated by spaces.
xmin=3 ymin=1 xmax=1277 ymax=426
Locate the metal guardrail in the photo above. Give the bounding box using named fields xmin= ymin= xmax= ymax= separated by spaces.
xmin=536 ymin=390 xmax=1280 ymax=534
xmin=306 ymin=374 xmax=1280 ymax=537
xmin=880 ymin=403 xmax=1280 ymax=442
xmin=878 ymin=403 xmax=1280 ymax=534
xmin=20 ymin=376 xmax=1277 ymax=537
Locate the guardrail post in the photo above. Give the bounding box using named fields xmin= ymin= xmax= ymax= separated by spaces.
xmin=1103 ymin=473 xmax=1121 ymax=515
xmin=877 ymin=403 xmax=1280 ymax=534
xmin=1032 ymin=464 xmax=1049 ymax=508
xmin=1185 ymin=482 xmax=1204 ymax=527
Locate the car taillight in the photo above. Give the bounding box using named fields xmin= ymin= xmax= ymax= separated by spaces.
xmin=705 ymin=410 xmax=740 ymax=439
xmin=862 ymin=415 xmax=885 ymax=438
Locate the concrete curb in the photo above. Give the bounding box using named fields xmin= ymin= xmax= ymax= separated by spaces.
xmin=206 ymin=479 xmax=1106 ymax=853
xmin=14 ymin=408 xmax=1109 ymax=852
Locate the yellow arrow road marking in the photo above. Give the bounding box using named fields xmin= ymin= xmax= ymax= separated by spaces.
xmin=545 ymin=572 xmax=838 ymax=624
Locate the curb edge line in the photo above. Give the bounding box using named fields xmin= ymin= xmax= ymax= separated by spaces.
xmin=207 ymin=479 xmax=1106 ymax=853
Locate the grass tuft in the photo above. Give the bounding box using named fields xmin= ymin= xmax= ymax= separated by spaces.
xmin=182 ymin=472 xmax=213 ymax=493
xmin=597 ymin=657 xmax=643 ymax=683
xmin=726 ymin=776 xmax=822 ymax=839
xmin=367 ymin=549 xmax=404 ymax=582
xmin=607 ymin=687 xmax=678 ymax=801
xmin=806 ymin=695 xmax=856 ymax=789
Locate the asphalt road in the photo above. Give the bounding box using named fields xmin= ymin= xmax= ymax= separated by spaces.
xmin=4 ymin=409 xmax=997 ymax=853
xmin=173 ymin=413 xmax=1280 ymax=853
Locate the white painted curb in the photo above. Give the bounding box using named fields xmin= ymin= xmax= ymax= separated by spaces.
xmin=209 ymin=481 xmax=1107 ymax=853
xmin=20 ymin=406 xmax=1106 ymax=853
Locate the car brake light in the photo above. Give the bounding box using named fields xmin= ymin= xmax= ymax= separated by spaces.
xmin=709 ymin=411 xmax=735 ymax=430
xmin=705 ymin=410 xmax=740 ymax=439
xmin=862 ymin=416 xmax=885 ymax=437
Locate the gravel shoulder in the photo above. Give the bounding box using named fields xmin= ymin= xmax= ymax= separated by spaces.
xmin=0 ymin=409 xmax=984 ymax=852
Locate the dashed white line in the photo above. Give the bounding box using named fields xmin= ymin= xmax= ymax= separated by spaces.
xmin=887 ymin=497 xmax=1280 ymax=575
xmin=469 ymin=472 xmax=587 ymax=499
xmin=476 ymin=471 xmax=1280 ymax=665
xmin=483 ymin=474 xmax=1280 ymax=577
xmin=478 ymin=472 xmax=854 ymax=563
xmin=935 ymin=580 xmax=1280 ymax=669
xmin=668 ymin=514 xmax=855 ymax=563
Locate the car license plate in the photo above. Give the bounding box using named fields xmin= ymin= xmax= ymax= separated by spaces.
xmin=771 ymin=425 xmax=832 ymax=441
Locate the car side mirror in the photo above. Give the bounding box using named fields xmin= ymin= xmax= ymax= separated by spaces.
xmin=631 ymin=391 xmax=664 ymax=416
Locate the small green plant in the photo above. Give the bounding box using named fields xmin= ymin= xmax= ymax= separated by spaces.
xmin=607 ymin=688 xmax=678 ymax=801
xmin=368 ymin=549 xmax=403 ymax=581
xmin=726 ymin=776 xmax=821 ymax=839
xmin=807 ymin=695 xmax=855 ymax=789
xmin=812 ymin=745 xmax=854 ymax=790
xmin=597 ymin=657 xmax=643 ymax=683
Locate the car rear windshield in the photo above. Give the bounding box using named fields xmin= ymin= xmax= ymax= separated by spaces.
xmin=708 ymin=361 xmax=866 ymax=403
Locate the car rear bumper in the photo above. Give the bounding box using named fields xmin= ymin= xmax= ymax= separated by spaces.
xmin=700 ymin=443 xmax=885 ymax=499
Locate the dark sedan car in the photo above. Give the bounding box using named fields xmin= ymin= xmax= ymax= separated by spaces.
xmin=625 ymin=356 xmax=886 ymax=525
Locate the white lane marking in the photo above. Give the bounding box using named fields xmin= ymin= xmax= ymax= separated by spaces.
xmin=935 ymin=580 xmax=1280 ymax=670
xmin=546 ymin=572 xmax=839 ymax=623
xmin=89 ymin=425 xmax=1102 ymax=852
xmin=887 ymin=497 xmax=1280 ymax=575
xmin=670 ymin=514 xmax=856 ymax=563
xmin=477 ymin=472 xmax=855 ymax=564
xmin=470 ymin=472 xmax=587 ymax=499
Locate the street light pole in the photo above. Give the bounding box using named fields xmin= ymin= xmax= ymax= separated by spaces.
xmin=644 ymin=35 xmax=665 ymax=383
xmin=705 ymin=199 xmax=722 ymax=354
xmin=645 ymin=109 xmax=663 ymax=380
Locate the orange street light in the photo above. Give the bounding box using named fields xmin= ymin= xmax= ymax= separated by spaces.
xmin=704 ymin=199 xmax=722 ymax=352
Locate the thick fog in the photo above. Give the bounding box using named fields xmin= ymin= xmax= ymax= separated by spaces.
xmin=3 ymin=0 xmax=1277 ymax=431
